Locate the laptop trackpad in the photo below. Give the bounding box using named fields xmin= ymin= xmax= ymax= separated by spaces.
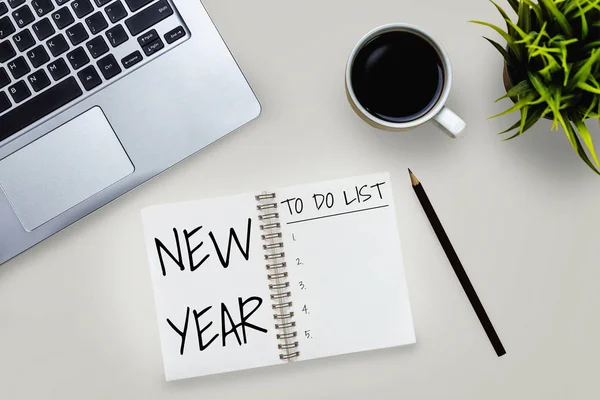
xmin=0 ymin=107 xmax=134 ymax=231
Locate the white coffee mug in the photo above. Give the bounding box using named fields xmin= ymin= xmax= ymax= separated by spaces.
xmin=345 ymin=23 xmax=466 ymax=137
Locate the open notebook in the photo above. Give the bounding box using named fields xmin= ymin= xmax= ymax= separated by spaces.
xmin=141 ymin=172 xmax=415 ymax=381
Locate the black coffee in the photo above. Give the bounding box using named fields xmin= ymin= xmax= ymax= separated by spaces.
xmin=351 ymin=31 xmax=444 ymax=123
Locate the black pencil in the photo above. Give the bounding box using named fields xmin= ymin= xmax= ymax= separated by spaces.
xmin=409 ymin=169 xmax=506 ymax=357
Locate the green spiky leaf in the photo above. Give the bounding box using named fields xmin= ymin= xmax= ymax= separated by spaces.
xmin=583 ymin=96 xmax=599 ymax=120
xmin=563 ymin=117 xmax=600 ymax=174
xmin=495 ymin=80 xmax=533 ymax=101
xmin=573 ymin=118 xmax=600 ymax=165
xmin=577 ymin=81 xmax=600 ymax=94
xmin=577 ymin=2 xmax=589 ymax=39
xmin=540 ymin=0 xmax=573 ymax=35
xmin=507 ymin=19 xmax=530 ymax=40
xmin=563 ymin=0 xmax=581 ymax=15
xmin=502 ymin=107 xmax=544 ymax=139
xmin=484 ymin=37 xmax=514 ymax=66
xmin=583 ymin=40 xmax=600 ymax=50
xmin=519 ymin=104 xmax=529 ymax=133
xmin=518 ymin=0 xmax=531 ymax=33
xmin=490 ymin=0 xmax=516 ymax=35
xmin=574 ymin=0 xmax=600 ymax=17
xmin=490 ymin=94 xmax=536 ymax=118
xmin=568 ymin=49 xmax=600 ymax=89
xmin=470 ymin=20 xmax=521 ymax=58
xmin=522 ymin=0 xmax=544 ymax=23
xmin=507 ymin=0 xmax=520 ymax=13
xmin=499 ymin=120 xmax=521 ymax=134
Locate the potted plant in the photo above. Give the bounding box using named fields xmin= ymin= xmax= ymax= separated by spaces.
xmin=472 ymin=0 xmax=600 ymax=173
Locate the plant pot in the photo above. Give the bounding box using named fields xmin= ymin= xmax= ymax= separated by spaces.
xmin=502 ymin=62 xmax=513 ymax=94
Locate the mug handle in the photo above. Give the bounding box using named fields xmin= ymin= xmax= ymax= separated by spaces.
xmin=433 ymin=107 xmax=466 ymax=138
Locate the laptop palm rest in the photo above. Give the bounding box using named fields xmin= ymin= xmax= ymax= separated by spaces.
xmin=0 ymin=107 xmax=134 ymax=232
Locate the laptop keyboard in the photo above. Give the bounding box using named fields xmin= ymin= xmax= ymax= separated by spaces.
xmin=0 ymin=0 xmax=188 ymax=143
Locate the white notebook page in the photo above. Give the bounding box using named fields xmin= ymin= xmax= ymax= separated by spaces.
xmin=276 ymin=172 xmax=415 ymax=360
xmin=141 ymin=172 xmax=415 ymax=381
xmin=142 ymin=193 xmax=280 ymax=381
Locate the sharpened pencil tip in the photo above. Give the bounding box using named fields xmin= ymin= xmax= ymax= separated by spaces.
xmin=408 ymin=169 xmax=420 ymax=186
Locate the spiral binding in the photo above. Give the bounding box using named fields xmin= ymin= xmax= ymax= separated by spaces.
xmin=256 ymin=192 xmax=300 ymax=361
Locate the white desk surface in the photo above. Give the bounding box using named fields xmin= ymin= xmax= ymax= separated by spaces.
xmin=2 ymin=0 xmax=599 ymax=399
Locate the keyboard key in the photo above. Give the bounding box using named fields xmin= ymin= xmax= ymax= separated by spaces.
xmin=66 ymin=22 xmax=88 ymax=45
xmin=0 ymin=91 xmax=10 ymax=113
xmin=105 ymin=0 xmax=126 ymax=23
xmin=137 ymin=28 xmax=156 ymax=46
xmin=0 ymin=67 xmax=10 ymax=88
xmin=26 ymin=45 xmax=50 ymax=68
xmin=121 ymin=49 xmax=141 ymax=69
xmin=164 ymin=25 xmax=185 ymax=44
xmin=66 ymin=46 xmax=88 ymax=69
xmin=77 ymin=64 xmax=101 ymax=90
xmin=86 ymin=35 xmax=108 ymax=58
xmin=7 ymin=0 xmax=24 ymax=9
xmin=106 ymin=24 xmax=127 ymax=47
xmin=32 ymin=17 xmax=55 ymax=40
xmin=52 ymin=7 xmax=74 ymax=29
xmin=12 ymin=4 xmax=34 ymax=28
xmin=0 ymin=3 xmax=7 ymax=16
xmin=0 ymin=16 xmax=15 ymax=39
xmin=27 ymin=69 xmax=51 ymax=91
xmin=125 ymin=0 xmax=172 ymax=36
xmin=124 ymin=0 xmax=152 ymax=12
xmin=94 ymin=0 xmax=111 ymax=6
xmin=47 ymin=57 xmax=69 ymax=80
xmin=8 ymin=80 xmax=30 ymax=103
xmin=0 ymin=77 xmax=83 ymax=141
xmin=85 ymin=11 xmax=107 ymax=34
xmin=97 ymin=53 xmax=120 ymax=79
xmin=46 ymin=33 xmax=69 ymax=56
xmin=32 ymin=0 xmax=55 ymax=17
xmin=0 ymin=39 xmax=16 ymax=62
xmin=7 ymin=56 xmax=29 ymax=79
xmin=142 ymin=37 xmax=162 ymax=56
xmin=71 ymin=0 xmax=93 ymax=18
xmin=12 ymin=28 xmax=35 ymax=51
xmin=55 ymin=0 xmax=72 ymax=5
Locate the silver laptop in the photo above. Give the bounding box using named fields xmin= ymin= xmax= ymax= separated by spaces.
xmin=0 ymin=0 xmax=261 ymax=265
